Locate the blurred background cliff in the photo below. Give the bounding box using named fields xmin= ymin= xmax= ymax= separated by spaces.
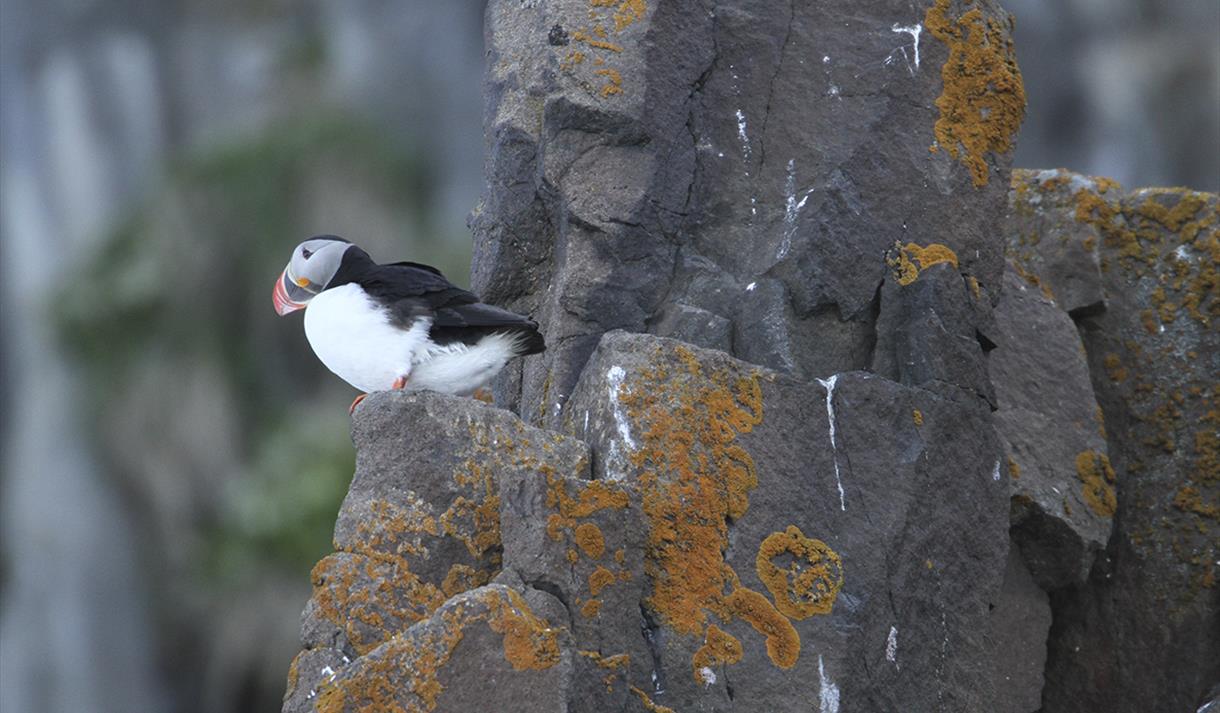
xmin=0 ymin=1 xmax=1216 ymax=712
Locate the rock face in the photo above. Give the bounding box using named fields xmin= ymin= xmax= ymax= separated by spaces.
xmin=472 ymin=0 xmax=1025 ymax=424
xmin=1007 ymin=169 xmax=1219 ymax=713
xmin=989 ymin=265 xmax=1112 ymax=590
xmin=282 ymin=3 xmax=1217 ymax=712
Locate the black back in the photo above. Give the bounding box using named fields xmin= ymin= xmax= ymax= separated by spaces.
xmin=327 ymin=246 xmax=545 ymax=354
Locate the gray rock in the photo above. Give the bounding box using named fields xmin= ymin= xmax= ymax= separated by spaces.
xmin=990 ymin=264 xmax=1112 ymax=590
xmin=561 ymin=331 xmax=1011 ymax=712
xmin=499 ymin=467 xmax=650 ymax=711
xmin=287 ymin=584 xmax=572 ymax=713
xmin=650 ymin=301 xmax=733 ymax=353
xmin=872 ymin=257 xmax=996 ymax=407
xmin=1006 ymin=171 xmax=1220 ymax=713
xmin=287 ymin=390 xmax=590 ymax=706
xmin=473 ymin=0 xmax=1024 ymax=426
xmin=982 ymin=543 xmax=1052 ymax=713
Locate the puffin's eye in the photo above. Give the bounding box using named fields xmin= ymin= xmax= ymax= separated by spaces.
xmin=302 ymin=248 xmax=313 ymax=259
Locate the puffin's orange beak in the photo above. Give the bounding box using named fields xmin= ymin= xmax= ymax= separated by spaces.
xmin=273 ymin=268 xmax=308 ymax=315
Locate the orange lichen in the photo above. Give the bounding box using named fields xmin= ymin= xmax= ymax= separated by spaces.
xmin=630 ymin=686 xmax=676 ymax=713
xmin=1075 ymin=450 xmax=1117 ymax=518
xmin=591 ymin=0 xmax=647 ymax=31
xmin=725 ymin=588 xmax=800 ymax=669
xmin=310 ymin=553 xmax=446 ymax=656
xmin=579 ymin=650 xmax=630 ymax=669
xmin=442 ymin=564 xmax=491 ymax=598
xmin=1173 ymin=486 xmax=1219 ymax=519
xmin=1007 ymin=456 xmax=1020 ymax=480
xmin=913 ymin=409 xmax=924 ymax=426
xmin=595 ymin=68 xmax=623 ymax=96
xmin=967 ymin=275 xmax=982 ymax=299
xmin=589 ymin=566 xmax=617 ymax=596
xmin=316 ymin=588 xmax=560 ymax=712
xmin=1103 ymin=353 xmax=1127 ymax=383
xmin=691 ymin=624 xmax=743 ymax=681
xmin=926 ymin=0 xmax=1027 ymax=187
xmin=487 ymin=589 xmax=562 ymax=670
xmin=619 ymin=348 xmax=763 ymax=636
xmin=887 ymin=241 xmax=960 ymax=285
xmin=580 ymin=599 xmax=602 ymax=618
xmin=575 ymin=522 xmax=607 ymax=559
xmin=572 ymin=29 xmax=623 ymax=52
xmin=755 ymin=525 xmax=844 ymax=620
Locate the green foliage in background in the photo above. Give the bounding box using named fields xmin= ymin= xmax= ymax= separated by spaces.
xmin=54 ymin=113 xmax=473 ymax=583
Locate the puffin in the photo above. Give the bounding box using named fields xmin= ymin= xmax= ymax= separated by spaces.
xmin=272 ymin=235 xmax=544 ymax=412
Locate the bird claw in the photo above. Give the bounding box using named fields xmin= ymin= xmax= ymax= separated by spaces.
xmin=349 ymin=393 xmax=367 ymax=415
xmin=392 ymin=375 xmax=410 ymax=390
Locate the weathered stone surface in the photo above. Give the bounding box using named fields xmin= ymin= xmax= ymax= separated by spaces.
xmin=990 ymin=264 xmax=1112 ymax=590
xmin=473 ymin=0 xmax=1025 ymax=428
xmin=650 ymin=301 xmax=733 ymax=353
xmin=1006 ymin=169 xmax=1220 ymax=712
xmin=1006 ymin=169 xmax=1109 ymax=314
xmin=561 ymin=331 xmax=1011 ymax=712
xmin=499 ymin=467 xmax=649 ymax=711
xmin=289 ymin=584 xmax=571 ymax=713
xmin=872 ymin=254 xmax=996 ymax=406
xmin=286 ymin=391 xmax=591 ymax=709
xmin=981 ymin=542 xmax=1052 ymax=713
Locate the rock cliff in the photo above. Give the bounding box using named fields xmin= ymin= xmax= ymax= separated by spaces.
xmin=283 ymin=1 xmax=1217 ymax=711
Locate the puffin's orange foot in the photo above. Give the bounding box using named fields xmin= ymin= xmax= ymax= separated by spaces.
xmin=472 ymin=387 xmax=494 ymax=404
xmin=349 ymin=393 xmax=367 ymax=415
xmin=392 ymin=375 xmax=410 ymax=390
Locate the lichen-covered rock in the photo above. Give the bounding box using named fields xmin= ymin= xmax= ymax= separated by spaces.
xmin=989 ymin=264 xmax=1112 ymax=589
xmin=560 ymin=331 xmax=1012 ymax=712
xmin=473 ymin=0 xmax=1025 ymax=426
xmin=286 ymin=391 xmax=590 ymax=708
xmin=296 ymin=584 xmax=571 ymax=713
xmin=499 ymin=466 xmax=649 ymax=711
xmin=1007 ymin=169 xmax=1220 ymax=712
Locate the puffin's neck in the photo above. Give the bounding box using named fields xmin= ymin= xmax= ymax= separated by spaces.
xmin=324 ymin=247 xmax=375 ymax=291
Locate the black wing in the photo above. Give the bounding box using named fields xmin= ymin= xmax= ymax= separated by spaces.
xmin=360 ymin=261 xmax=545 ymax=354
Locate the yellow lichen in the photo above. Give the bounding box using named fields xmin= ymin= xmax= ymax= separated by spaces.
xmin=887 ymin=241 xmax=960 ymax=285
xmin=913 ymin=409 xmax=924 ymax=426
xmin=1075 ymin=450 xmax=1117 ymax=518
xmin=1007 ymin=456 xmax=1020 ymax=480
xmin=580 ymin=599 xmax=602 ymax=618
xmin=926 ymin=0 xmax=1027 ymax=187
xmin=755 ymin=525 xmax=844 ymax=620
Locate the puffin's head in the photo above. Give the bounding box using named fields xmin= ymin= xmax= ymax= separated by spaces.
xmin=272 ymin=235 xmax=351 ymax=315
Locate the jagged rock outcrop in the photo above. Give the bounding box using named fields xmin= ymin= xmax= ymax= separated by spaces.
xmin=282 ymin=2 xmax=1216 ymax=711
xmin=472 ymin=0 xmax=1024 ymax=425
xmin=1006 ymin=169 xmax=1219 ymax=713
xmin=989 ymin=264 xmax=1112 ymax=590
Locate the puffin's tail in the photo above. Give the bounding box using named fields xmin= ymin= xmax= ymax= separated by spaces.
xmin=511 ymin=323 xmax=546 ymax=356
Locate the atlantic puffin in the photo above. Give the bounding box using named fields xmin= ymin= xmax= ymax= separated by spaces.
xmin=272 ymin=235 xmax=544 ymax=412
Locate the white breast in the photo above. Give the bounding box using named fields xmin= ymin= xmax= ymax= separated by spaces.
xmin=303 ymin=284 xmax=426 ymax=393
